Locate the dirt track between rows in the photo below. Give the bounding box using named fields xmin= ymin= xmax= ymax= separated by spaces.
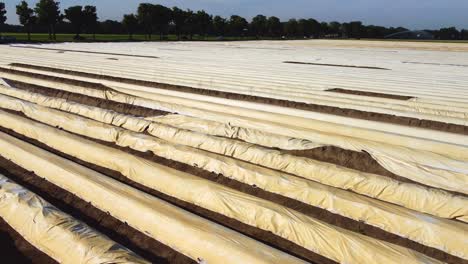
xmin=327 ymin=88 xmax=414 ymax=100
xmin=0 ymin=217 xmax=57 ymax=264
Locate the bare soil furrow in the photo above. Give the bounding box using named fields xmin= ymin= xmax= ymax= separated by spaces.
xmin=326 ymin=88 xmax=414 ymax=100
xmin=0 ymin=217 xmax=57 ymax=264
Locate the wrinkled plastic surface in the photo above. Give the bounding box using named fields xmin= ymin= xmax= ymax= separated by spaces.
xmin=2 ymin=73 xmax=467 ymax=192
xmin=3 ymin=42 xmax=468 ymax=125
xmin=0 ymin=111 xmax=444 ymax=264
xmin=0 ymin=86 xmax=468 ymax=222
xmin=1 ymin=71 xmax=467 ymax=161
xmin=0 ymin=92 xmax=467 ymax=257
xmin=0 ymin=174 xmax=150 ymax=264
xmin=0 ymin=132 xmax=306 ymax=264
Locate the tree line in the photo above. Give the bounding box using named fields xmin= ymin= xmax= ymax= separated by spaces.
xmin=1 ymin=1 xmax=468 ymax=41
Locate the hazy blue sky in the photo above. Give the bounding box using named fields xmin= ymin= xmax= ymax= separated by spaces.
xmin=3 ymin=0 xmax=468 ymax=29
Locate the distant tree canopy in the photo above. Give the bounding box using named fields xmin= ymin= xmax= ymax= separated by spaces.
xmin=122 ymin=14 xmax=138 ymax=39
xmin=0 ymin=2 xmax=7 ymax=34
xmin=251 ymin=15 xmax=267 ymax=36
xmin=35 ymin=0 xmax=61 ymax=40
xmin=0 ymin=1 xmax=466 ymax=41
xmin=212 ymin=15 xmax=226 ymax=36
xmin=64 ymin=5 xmax=85 ymax=38
xmin=83 ymin=5 xmax=98 ymax=39
xmin=229 ymin=15 xmax=249 ymax=36
xmin=16 ymin=1 xmax=35 ymax=40
xmin=267 ymin=16 xmax=282 ymax=37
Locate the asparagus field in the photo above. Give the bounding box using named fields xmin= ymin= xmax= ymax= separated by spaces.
xmin=0 ymin=40 xmax=467 ymax=264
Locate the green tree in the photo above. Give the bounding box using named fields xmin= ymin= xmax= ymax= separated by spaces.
xmin=35 ymin=0 xmax=61 ymax=40
xmin=182 ymin=9 xmax=196 ymax=40
xmin=308 ymin=19 xmax=320 ymax=38
xmin=99 ymin=19 xmax=123 ymax=34
xmin=461 ymin=29 xmax=468 ymax=40
xmin=0 ymin=2 xmax=7 ymax=36
xmin=64 ymin=6 xmax=84 ymax=39
xmin=83 ymin=6 xmax=98 ymax=40
xmin=438 ymin=27 xmax=460 ymax=40
xmin=228 ymin=15 xmax=248 ymax=37
xmin=328 ymin=21 xmax=341 ymax=36
xmin=16 ymin=1 xmax=36 ymax=41
xmin=171 ymin=7 xmax=188 ymax=40
xmin=267 ymin=16 xmax=281 ymax=37
xmin=251 ymin=14 xmax=267 ymax=37
xmin=151 ymin=4 xmax=171 ymax=40
xmin=137 ymin=3 xmax=153 ymax=39
xmin=298 ymin=19 xmax=315 ymax=37
xmin=122 ymin=14 xmax=138 ymax=40
xmin=340 ymin=22 xmax=350 ymax=38
xmin=212 ymin=15 xmax=226 ymax=36
xmin=349 ymin=21 xmax=362 ymax=39
xmin=195 ymin=10 xmax=212 ymax=39
xmin=284 ymin=19 xmax=298 ymax=37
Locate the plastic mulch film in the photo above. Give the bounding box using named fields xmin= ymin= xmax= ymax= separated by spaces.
xmin=0 ymin=110 xmax=451 ymax=264
xmin=0 ymin=132 xmax=307 ymax=264
xmin=0 ymin=174 xmax=150 ymax=264
xmin=0 ymin=96 xmax=466 ymax=259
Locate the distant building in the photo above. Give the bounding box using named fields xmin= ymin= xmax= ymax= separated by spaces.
xmin=384 ymin=30 xmax=434 ymax=40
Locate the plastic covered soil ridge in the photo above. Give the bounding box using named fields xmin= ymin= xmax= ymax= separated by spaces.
xmin=5 ymin=64 xmax=468 ymax=135
xmin=0 ymin=111 xmax=464 ymax=264
xmin=0 ymin=148 xmax=195 ymax=264
xmin=0 ymin=121 xmax=329 ymax=264
xmin=5 ymin=78 xmax=466 ymax=197
xmin=6 ymin=79 xmax=168 ymax=118
xmin=11 ymin=46 xmax=160 ymax=59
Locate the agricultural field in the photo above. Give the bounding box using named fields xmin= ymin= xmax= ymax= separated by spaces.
xmin=0 ymin=39 xmax=467 ymax=264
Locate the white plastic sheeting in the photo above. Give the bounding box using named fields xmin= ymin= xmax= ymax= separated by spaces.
xmin=2 ymin=41 xmax=468 ymax=109
xmin=0 ymin=88 xmax=467 ymax=223
xmin=0 ymin=175 xmax=150 ymax=264
xmin=0 ymin=131 xmax=307 ymax=264
xmin=0 ymin=93 xmax=466 ymax=259
xmin=0 ymin=91 xmax=468 ymax=257
xmin=1 ymin=79 xmax=467 ymax=195
xmin=0 ymin=111 xmax=446 ymax=264
xmin=2 ymin=66 xmax=467 ymax=149
xmin=2 ymin=67 xmax=467 ymax=164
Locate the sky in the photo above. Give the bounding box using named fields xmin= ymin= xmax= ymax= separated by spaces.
xmin=3 ymin=0 xmax=468 ymax=30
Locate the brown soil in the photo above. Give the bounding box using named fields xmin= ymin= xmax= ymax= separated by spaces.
xmin=5 ymin=79 xmax=167 ymax=118
xmin=287 ymin=146 xmax=467 ymax=198
xmin=0 ymin=217 xmax=57 ymax=264
xmin=7 ymin=63 xmax=468 ymax=135
xmin=11 ymin=46 xmax=160 ymax=59
xmin=0 ymin=152 xmax=193 ymax=263
xmin=0 ymin=112 xmax=464 ymax=264
xmin=327 ymin=88 xmax=414 ymax=100
xmin=284 ymin=61 xmax=390 ymax=70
